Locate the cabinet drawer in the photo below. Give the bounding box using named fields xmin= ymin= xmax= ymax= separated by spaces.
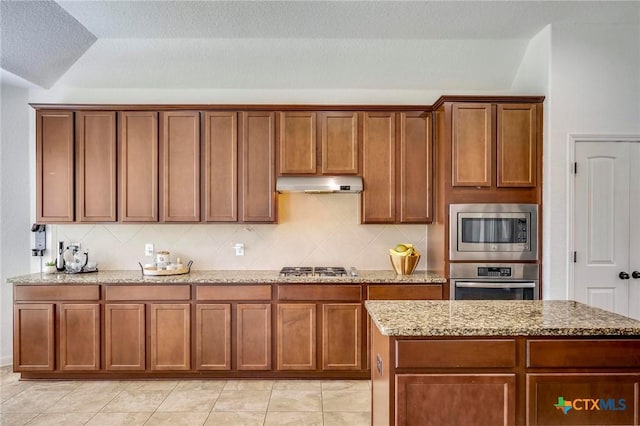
xmin=368 ymin=285 xmax=442 ymax=300
xmin=14 ymin=285 xmax=100 ymax=301
xmin=527 ymin=339 xmax=640 ymax=368
xmin=105 ymin=285 xmax=190 ymax=301
xmin=197 ymin=285 xmax=271 ymax=301
xmin=396 ymin=339 xmax=516 ymax=368
xmin=278 ymin=285 xmax=361 ymax=301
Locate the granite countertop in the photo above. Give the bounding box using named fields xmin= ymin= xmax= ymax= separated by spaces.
xmin=365 ymin=300 xmax=640 ymax=337
xmin=7 ymin=269 xmax=446 ymax=285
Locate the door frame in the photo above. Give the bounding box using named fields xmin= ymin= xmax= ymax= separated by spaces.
xmin=567 ymin=134 xmax=640 ymax=300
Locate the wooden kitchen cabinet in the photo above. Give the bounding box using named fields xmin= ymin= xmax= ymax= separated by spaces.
xmin=240 ymin=112 xmax=276 ymax=222
xmin=159 ymin=111 xmax=200 ymax=222
xmin=276 ymin=303 xmax=316 ymax=370
xmin=76 ymin=111 xmax=117 ymax=222
xmin=104 ymin=303 xmax=146 ymax=371
xmin=362 ymin=112 xmax=396 ymax=223
xmin=150 ymin=303 xmax=191 ymax=370
xmin=13 ymin=304 xmax=55 ymax=371
xmin=119 ymin=111 xmax=159 ymax=222
xmin=322 ymin=303 xmax=362 ymax=370
xmin=279 ymin=112 xmax=317 ymax=175
xmin=195 ymin=304 xmax=231 ymax=370
xmin=236 ymin=303 xmax=272 ymax=370
xmin=203 ymin=111 xmax=238 ymax=222
xmin=59 ymin=303 xmax=100 ymax=371
xmin=320 ymin=112 xmax=359 ymax=174
xmin=451 ymin=103 xmax=493 ymax=187
xmin=36 ymin=110 xmax=74 ymax=223
xmin=497 ymin=104 xmax=537 ymax=187
xmin=399 ymin=112 xmax=432 ymax=223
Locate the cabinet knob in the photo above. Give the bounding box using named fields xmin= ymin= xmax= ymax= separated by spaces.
xmin=632 ymin=271 xmax=640 ymax=279
xmin=619 ymin=272 xmax=630 ymax=280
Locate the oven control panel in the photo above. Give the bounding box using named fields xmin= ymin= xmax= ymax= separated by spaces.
xmin=477 ymin=266 xmax=512 ymax=277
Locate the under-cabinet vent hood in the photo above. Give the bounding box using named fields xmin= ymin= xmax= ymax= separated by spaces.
xmin=276 ymin=176 xmax=363 ymax=193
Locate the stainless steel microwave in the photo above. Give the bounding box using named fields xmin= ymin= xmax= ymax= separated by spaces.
xmin=449 ymin=204 xmax=538 ymax=261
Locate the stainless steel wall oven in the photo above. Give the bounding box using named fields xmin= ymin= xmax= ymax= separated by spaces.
xmin=450 ymin=263 xmax=539 ymax=300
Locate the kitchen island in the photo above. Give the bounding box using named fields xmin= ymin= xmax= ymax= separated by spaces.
xmin=9 ymin=270 xmax=444 ymax=380
xmin=366 ymin=300 xmax=640 ymax=426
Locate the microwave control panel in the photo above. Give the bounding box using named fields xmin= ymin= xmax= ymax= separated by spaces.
xmin=477 ymin=266 xmax=512 ymax=277
xmin=516 ymin=218 xmax=528 ymax=243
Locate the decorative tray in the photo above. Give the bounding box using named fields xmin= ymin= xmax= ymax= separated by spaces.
xmin=65 ymin=267 xmax=99 ymax=274
xmin=138 ymin=260 xmax=193 ymax=276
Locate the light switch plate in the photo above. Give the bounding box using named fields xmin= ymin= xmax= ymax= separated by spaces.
xmin=234 ymin=243 xmax=244 ymax=256
xmin=145 ymin=243 xmax=154 ymax=256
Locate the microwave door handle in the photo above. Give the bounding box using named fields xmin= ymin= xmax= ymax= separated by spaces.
xmin=455 ymin=281 xmax=536 ymax=289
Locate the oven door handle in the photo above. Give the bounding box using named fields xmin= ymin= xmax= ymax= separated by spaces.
xmin=455 ymin=281 xmax=536 ymax=289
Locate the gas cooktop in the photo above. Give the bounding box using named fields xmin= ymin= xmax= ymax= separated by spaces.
xmin=279 ymin=266 xmax=348 ymax=277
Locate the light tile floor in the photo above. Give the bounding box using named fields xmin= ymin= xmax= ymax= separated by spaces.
xmin=0 ymin=367 xmax=371 ymax=426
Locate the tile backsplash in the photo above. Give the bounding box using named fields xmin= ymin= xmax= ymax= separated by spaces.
xmin=49 ymin=193 xmax=427 ymax=271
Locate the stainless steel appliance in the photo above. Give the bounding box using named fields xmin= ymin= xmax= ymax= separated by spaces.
xmin=276 ymin=176 xmax=363 ymax=193
xmin=450 ymin=263 xmax=539 ymax=300
xmin=449 ymin=203 xmax=538 ymax=261
xmin=279 ymin=266 xmax=348 ymax=277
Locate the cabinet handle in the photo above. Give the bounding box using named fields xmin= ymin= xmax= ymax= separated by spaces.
xmin=619 ymin=272 xmax=630 ymax=280
xmin=632 ymin=271 xmax=640 ymax=279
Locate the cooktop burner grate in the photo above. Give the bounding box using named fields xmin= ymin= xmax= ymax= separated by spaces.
xmin=279 ymin=266 xmax=347 ymax=277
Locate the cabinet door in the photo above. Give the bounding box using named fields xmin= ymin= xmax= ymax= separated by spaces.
xmin=362 ymin=112 xmax=396 ymax=223
xmin=320 ymin=112 xmax=359 ymax=174
xmin=399 ymin=112 xmax=432 ymax=223
xmin=76 ymin=111 xmax=117 ymax=222
xmin=195 ymin=304 xmax=231 ymax=370
xmin=105 ymin=303 xmax=145 ymax=370
xmin=237 ymin=303 xmax=272 ymax=370
xmin=497 ymin=104 xmax=537 ymax=187
xmin=240 ymin=112 xmax=276 ymax=222
xmin=119 ymin=111 xmax=158 ymax=222
xmin=59 ymin=303 xmax=100 ymax=371
xmin=322 ymin=303 xmax=361 ymax=370
xmin=150 ymin=303 xmax=191 ymax=370
xmin=396 ymin=374 xmax=516 ymax=426
xmin=36 ymin=110 xmax=74 ymax=222
xmin=279 ymin=112 xmax=317 ymax=174
xmin=203 ymin=111 xmax=237 ymax=222
xmin=13 ymin=304 xmax=54 ymax=371
xmin=277 ymin=303 xmax=316 ymax=370
xmin=451 ymin=103 xmax=492 ymax=187
xmin=160 ymin=111 xmax=200 ymax=222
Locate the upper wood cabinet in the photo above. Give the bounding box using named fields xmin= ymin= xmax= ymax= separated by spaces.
xmin=240 ymin=112 xmax=276 ymax=222
xmin=451 ymin=102 xmax=538 ymax=189
xmin=76 ymin=111 xmax=117 ymax=222
xmin=203 ymin=112 xmax=238 ymax=222
xmin=399 ymin=112 xmax=432 ymax=223
xmin=119 ymin=111 xmax=159 ymax=222
xmin=362 ymin=112 xmax=396 ymax=223
xmin=159 ymin=111 xmax=200 ymax=222
xmin=36 ymin=110 xmax=74 ymax=223
xmin=279 ymin=112 xmax=317 ymax=175
xmin=320 ymin=112 xmax=359 ymax=174
xmin=497 ymin=104 xmax=537 ymax=187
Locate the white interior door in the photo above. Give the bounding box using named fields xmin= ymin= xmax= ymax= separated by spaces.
xmin=573 ymin=141 xmax=630 ymax=316
xmin=627 ymin=143 xmax=640 ymax=319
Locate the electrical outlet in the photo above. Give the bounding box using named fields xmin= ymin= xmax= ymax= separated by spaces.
xmin=145 ymin=243 xmax=154 ymax=256
xmin=234 ymin=243 xmax=244 ymax=256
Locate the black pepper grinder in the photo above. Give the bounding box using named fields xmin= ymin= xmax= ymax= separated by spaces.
xmin=56 ymin=241 xmax=65 ymax=271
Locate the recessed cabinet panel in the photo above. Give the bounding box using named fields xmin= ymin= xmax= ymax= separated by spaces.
xmin=497 ymin=104 xmax=537 ymax=187
xmin=277 ymin=304 xmax=316 ymax=370
xmin=452 ymin=103 xmax=492 ymax=187
xmin=321 ymin=112 xmax=359 ymax=174
xmin=119 ymin=111 xmax=159 ymax=222
xmin=59 ymin=303 xmax=100 ymax=371
xmin=104 ymin=303 xmax=145 ymax=370
xmin=237 ymin=303 xmax=272 ymax=370
xmin=322 ymin=303 xmax=361 ymax=370
xmin=279 ymin=112 xmax=317 ymax=174
xmin=196 ymin=304 xmax=231 ymax=370
xmin=160 ymin=111 xmax=200 ymax=222
xmin=150 ymin=303 xmax=191 ymax=370
xmin=36 ymin=111 xmax=74 ymax=222
xmin=240 ymin=112 xmax=276 ymax=222
xmin=203 ymin=112 xmax=238 ymax=222
xmin=76 ymin=111 xmax=117 ymax=222
xmin=13 ymin=304 xmax=55 ymax=371
xmin=362 ymin=112 xmax=396 ymax=223
xmin=399 ymin=112 xmax=432 ymax=223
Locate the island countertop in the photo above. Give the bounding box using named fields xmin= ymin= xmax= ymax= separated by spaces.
xmin=7 ymin=269 xmax=446 ymax=285
xmin=365 ymin=300 xmax=640 ymax=337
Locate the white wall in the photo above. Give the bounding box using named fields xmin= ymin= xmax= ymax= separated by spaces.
xmin=1 ymin=83 xmax=32 ymax=365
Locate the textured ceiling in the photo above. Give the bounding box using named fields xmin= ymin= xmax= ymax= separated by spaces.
xmin=1 ymin=1 xmax=638 ymax=90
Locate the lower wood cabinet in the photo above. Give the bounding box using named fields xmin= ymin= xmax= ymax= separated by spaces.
xmin=276 ymin=303 xmax=316 ymax=370
xmin=236 ymin=303 xmax=272 ymax=370
xmin=59 ymin=303 xmax=100 ymax=371
xmin=104 ymin=303 xmax=145 ymax=371
xmin=322 ymin=303 xmax=362 ymax=370
xmin=195 ymin=304 xmax=231 ymax=370
xmin=13 ymin=304 xmax=55 ymax=371
xmin=150 ymin=303 xmax=191 ymax=370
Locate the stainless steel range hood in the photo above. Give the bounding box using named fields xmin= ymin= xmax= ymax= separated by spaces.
xmin=276 ymin=176 xmax=363 ymax=193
